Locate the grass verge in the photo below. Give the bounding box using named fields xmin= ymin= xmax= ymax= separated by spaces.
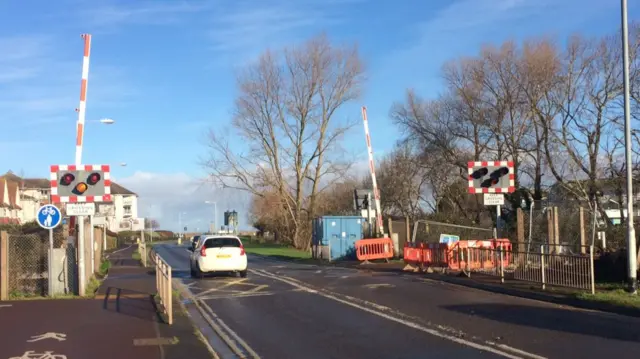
xmin=575 ymin=283 xmax=640 ymax=310
xmin=132 ymin=249 xmax=141 ymax=261
xmin=242 ymin=239 xmax=311 ymax=260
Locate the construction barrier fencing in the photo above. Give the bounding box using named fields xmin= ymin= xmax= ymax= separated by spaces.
xmin=355 ymin=238 xmax=394 ymax=262
xmin=404 ymin=239 xmax=595 ymax=294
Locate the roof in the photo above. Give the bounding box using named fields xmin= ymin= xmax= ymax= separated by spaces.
xmin=22 ymin=178 xmax=50 ymax=189
xmin=6 ymin=181 xmax=21 ymax=209
xmin=0 ymin=177 xmax=21 ymax=209
xmin=0 ymin=179 xmax=5 ymax=208
xmin=110 ymin=182 xmax=137 ymax=196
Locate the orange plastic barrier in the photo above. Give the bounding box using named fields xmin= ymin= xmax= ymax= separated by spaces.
xmin=356 ymin=238 xmax=394 ymax=262
xmin=403 ymin=245 xmax=422 ymax=265
xmin=403 ymin=239 xmax=512 ymax=271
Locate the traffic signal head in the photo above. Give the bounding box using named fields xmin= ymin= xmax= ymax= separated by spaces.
xmin=60 ymin=173 xmax=75 ymax=186
xmin=471 ymin=167 xmax=488 ymax=179
xmin=353 ymin=189 xmax=372 ymax=210
xmin=73 ymin=182 xmax=88 ymax=195
xmin=87 ymin=172 xmax=101 ymax=185
xmin=468 ymin=161 xmax=515 ymax=193
xmin=51 ymin=166 xmax=110 ymax=201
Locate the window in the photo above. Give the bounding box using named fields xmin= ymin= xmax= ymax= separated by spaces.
xmin=123 ymin=205 xmax=132 ymax=214
xmin=204 ymin=237 xmax=241 ymax=249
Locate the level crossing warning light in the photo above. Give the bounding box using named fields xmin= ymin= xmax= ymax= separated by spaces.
xmin=467 ymin=161 xmax=515 ymax=194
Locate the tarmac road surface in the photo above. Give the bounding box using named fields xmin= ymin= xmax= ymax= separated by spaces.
xmin=155 ymin=243 xmax=640 ymax=359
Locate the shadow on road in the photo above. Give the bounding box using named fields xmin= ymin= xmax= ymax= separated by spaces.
xmin=442 ymin=303 xmax=640 ymax=342
xmin=101 ymin=287 xmax=159 ymax=322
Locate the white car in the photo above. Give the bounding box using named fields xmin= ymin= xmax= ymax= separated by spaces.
xmin=190 ymin=235 xmax=248 ymax=278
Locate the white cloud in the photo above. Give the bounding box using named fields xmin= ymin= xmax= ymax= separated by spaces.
xmin=116 ymin=171 xmax=253 ymax=232
xmin=0 ymin=34 xmax=136 ymax=127
xmin=205 ymin=0 xmax=355 ymax=65
xmin=78 ymin=0 xmax=210 ymax=29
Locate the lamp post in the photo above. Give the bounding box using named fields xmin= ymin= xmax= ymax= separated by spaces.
xmin=205 ymin=201 xmax=217 ymax=234
xmin=621 ymin=0 xmax=638 ymax=294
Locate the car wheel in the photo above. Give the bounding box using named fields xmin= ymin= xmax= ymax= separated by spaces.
xmin=239 ymin=270 xmax=247 ymax=278
xmin=190 ymin=265 xmax=197 ymax=278
xmin=195 ymin=264 xmax=205 ymax=279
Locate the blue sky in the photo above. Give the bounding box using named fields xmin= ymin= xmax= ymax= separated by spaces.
xmin=1 ymin=0 xmax=638 ymax=231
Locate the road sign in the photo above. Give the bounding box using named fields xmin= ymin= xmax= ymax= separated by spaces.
xmin=65 ymin=203 xmax=96 ymax=216
xmin=50 ymin=164 xmax=111 ymax=203
xmin=468 ymin=161 xmax=515 ymax=194
xmin=483 ymin=193 xmax=505 ymax=206
xmin=37 ymin=204 xmax=62 ymax=230
xmin=439 ymin=234 xmax=460 ymax=244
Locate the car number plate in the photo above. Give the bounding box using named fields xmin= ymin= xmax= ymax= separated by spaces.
xmin=217 ymin=254 xmax=231 ymax=258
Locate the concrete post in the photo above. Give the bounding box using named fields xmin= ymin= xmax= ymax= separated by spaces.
xmin=0 ymin=231 xmax=8 ymax=300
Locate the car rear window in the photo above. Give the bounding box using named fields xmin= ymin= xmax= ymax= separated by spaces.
xmin=204 ymin=237 xmax=241 ymax=248
xmin=193 ymin=235 xmax=200 ymax=241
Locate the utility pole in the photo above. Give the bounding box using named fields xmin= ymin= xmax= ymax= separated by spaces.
xmin=622 ymin=0 xmax=638 ymax=294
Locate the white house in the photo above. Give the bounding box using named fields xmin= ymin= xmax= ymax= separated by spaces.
xmin=95 ymin=182 xmax=144 ymax=232
xmin=0 ymin=171 xmax=142 ymax=232
xmin=0 ymin=175 xmax=21 ymax=224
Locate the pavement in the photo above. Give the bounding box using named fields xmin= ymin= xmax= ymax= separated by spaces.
xmin=0 ymin=244 xmax=212 ymax=359
xmin=155 ymin=242 xmax=640 ymax=359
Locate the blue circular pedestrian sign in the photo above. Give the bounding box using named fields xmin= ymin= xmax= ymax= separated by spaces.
xmin=37 ymin=204 xmax=62 ymax=230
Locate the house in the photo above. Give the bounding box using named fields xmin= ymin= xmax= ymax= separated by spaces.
xmin=548 ymin=178 xmax=640 ymax=224
xmin=96 ymin=182 xmax=144 ymax=232
xmin=0 ymin=176 xmax=21 ymax=224
xmin=0 ymin=171 xmax=143 ymax=232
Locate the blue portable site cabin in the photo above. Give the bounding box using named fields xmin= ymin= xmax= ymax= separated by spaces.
xmin=312 ymin=216 xmax=364 ymax=261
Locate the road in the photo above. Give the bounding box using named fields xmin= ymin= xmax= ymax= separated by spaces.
xmin=155 ymin=243 xmax=640 ymax=359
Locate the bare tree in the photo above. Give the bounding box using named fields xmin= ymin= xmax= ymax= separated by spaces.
xmin=144 ymin=218 xmax=160 ymax=230
xmin=360 ymin=143 xmax=429 ymax=220
xmin=203 ymin=34 xmax=364 ymax=249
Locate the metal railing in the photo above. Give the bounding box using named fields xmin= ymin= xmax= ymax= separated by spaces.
xmin=155 ymin=253 xmax=173 ymax=325
xmin=466 ymin=246 xmax=595 ymax=294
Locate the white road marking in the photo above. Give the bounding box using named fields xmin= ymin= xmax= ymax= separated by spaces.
xmin=105 ymin=244 xmax=134 ymax=258
xmin=0 ymin=304 xmax=12 ymax=308
xmin=197 ymin=299 xmax=262 ymax=358
xmin=250 ymin=269 xmax=546 ymax=359
xmin=199 ymin=292 xmax=275 ymax=300
xmin=27 ymin=333 xmax=67 ymax=342
xmin=363 ymin=283 xmax=395 ymax=289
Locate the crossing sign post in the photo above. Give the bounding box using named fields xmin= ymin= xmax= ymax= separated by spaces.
xmin=468 ymin=161 xmax=515 ymax=238
xmin=36 ymin=204 xmax=62 ymax=297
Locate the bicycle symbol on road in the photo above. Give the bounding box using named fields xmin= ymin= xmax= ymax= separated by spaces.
xmin=9 ymin=351 xmax=67 ymax=359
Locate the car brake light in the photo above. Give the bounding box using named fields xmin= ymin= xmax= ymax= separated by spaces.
xmin=239 ymin=245 xmax=245 ymax=256
xmin=200 ymin=246 xmax=207 ymax=257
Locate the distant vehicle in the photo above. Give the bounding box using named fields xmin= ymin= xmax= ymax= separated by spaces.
xmin=190 ymin=235 xmax=247 ymax=278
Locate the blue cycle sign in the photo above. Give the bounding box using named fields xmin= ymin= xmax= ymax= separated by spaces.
xmin=37 ymin=204 xmax=62 ymax=230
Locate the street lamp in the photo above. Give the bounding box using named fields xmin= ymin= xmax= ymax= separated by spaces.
xmin=98 ymin=118 xmax=115 ymax=124
xmin=621 ymin=0 xmax=638 ymax=294
xmin=205 ymin=201 xmax=217 ymax=234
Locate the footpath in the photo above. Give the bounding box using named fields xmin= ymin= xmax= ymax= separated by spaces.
xmin=0 ymin=245 xmax=213 ymax=359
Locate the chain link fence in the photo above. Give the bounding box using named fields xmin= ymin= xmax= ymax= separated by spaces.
xmin=411 ymin=220 xmax=494 ymax=244
xmin=6 ymin=230 xmax=66 ymax=297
